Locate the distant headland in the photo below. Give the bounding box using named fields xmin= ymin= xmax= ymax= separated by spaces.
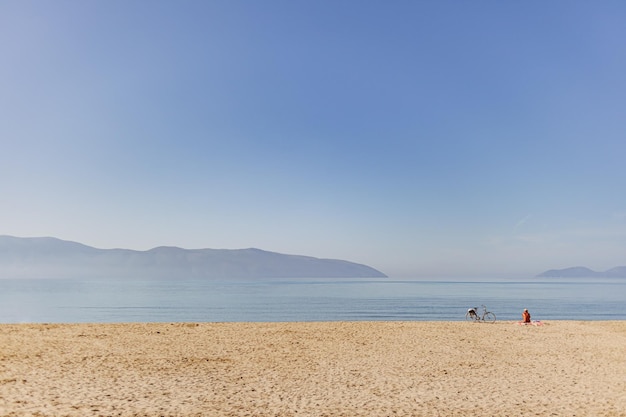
xmin=0 ymin=236 xmax=387 ymax=279
xmin=537 ymin=266 xmax=626 ymax=278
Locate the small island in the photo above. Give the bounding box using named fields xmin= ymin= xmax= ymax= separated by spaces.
xmin=537 ymin=266 xmax=626 ymax=278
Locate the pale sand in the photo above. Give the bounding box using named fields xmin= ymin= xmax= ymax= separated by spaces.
xmin=1 ymin=321 xmax=625 ymax=417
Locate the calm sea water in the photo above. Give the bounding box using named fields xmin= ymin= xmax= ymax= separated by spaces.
xmin=0 ymin=277 xmax=624 ymax=323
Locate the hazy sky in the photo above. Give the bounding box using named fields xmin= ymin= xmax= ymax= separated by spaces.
xmin=2 ymin=1 xmax=625 ymax=278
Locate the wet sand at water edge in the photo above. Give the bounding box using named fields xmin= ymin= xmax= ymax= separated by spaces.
xmin=1 ymin=321 xmax=625 ymax=416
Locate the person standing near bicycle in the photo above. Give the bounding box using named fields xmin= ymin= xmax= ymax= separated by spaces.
xmin=522 ymin=309 xmax=531 ymax=323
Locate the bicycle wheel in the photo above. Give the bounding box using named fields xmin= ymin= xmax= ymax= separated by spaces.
xmin=465 ymin=311 xmax=478 ymax=321
xmin=484 ymin=312 xmax=496 ymax=323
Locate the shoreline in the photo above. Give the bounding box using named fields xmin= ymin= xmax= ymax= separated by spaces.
xmin=2 ymin=321 xmax=625 ymax=416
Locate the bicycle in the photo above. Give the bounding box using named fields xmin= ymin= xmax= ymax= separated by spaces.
xmin=465 ymin=304 xmax=496 ymax=323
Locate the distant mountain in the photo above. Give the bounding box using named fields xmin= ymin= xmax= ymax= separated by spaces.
xmin=0 ymin=236 xmax=387 ymax=279
xmin=605 ymin=266 xmax=626 ymax=278
xmin=537 ymin=266 xmax=626 ymax=278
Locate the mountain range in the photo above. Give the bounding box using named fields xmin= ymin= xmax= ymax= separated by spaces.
xmin=536 ymin=266 xmax=626 ymax=278
xmin=0 ymin=236 xmax=387 ymax=279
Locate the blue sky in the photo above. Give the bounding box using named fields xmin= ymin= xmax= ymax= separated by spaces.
xmin=2 ymin=1 xmax=625 ymax=278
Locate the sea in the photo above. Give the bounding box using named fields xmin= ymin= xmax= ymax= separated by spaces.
xmin=0 ymin=277 xmax=625 ymax=323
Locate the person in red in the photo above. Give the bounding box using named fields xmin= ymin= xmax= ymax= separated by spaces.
xmin=522 ymin=309 xmax=531 ymax=323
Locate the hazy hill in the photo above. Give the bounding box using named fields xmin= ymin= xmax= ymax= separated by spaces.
xmin=0 ymin=236 xmax=387 ymax=279
xmin=536 ymin=266 xmax=626 ymax=278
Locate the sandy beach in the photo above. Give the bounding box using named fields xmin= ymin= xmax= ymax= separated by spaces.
xmin=1 ymin=321 xmax=625 ymax=416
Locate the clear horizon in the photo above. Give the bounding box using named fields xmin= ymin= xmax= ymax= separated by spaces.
xmin=2 ymin=1 xmax=625 ymax=278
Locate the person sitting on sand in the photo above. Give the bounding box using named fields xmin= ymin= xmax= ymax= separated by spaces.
xmin=522 ymin=309 xmax=531 ymax=324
